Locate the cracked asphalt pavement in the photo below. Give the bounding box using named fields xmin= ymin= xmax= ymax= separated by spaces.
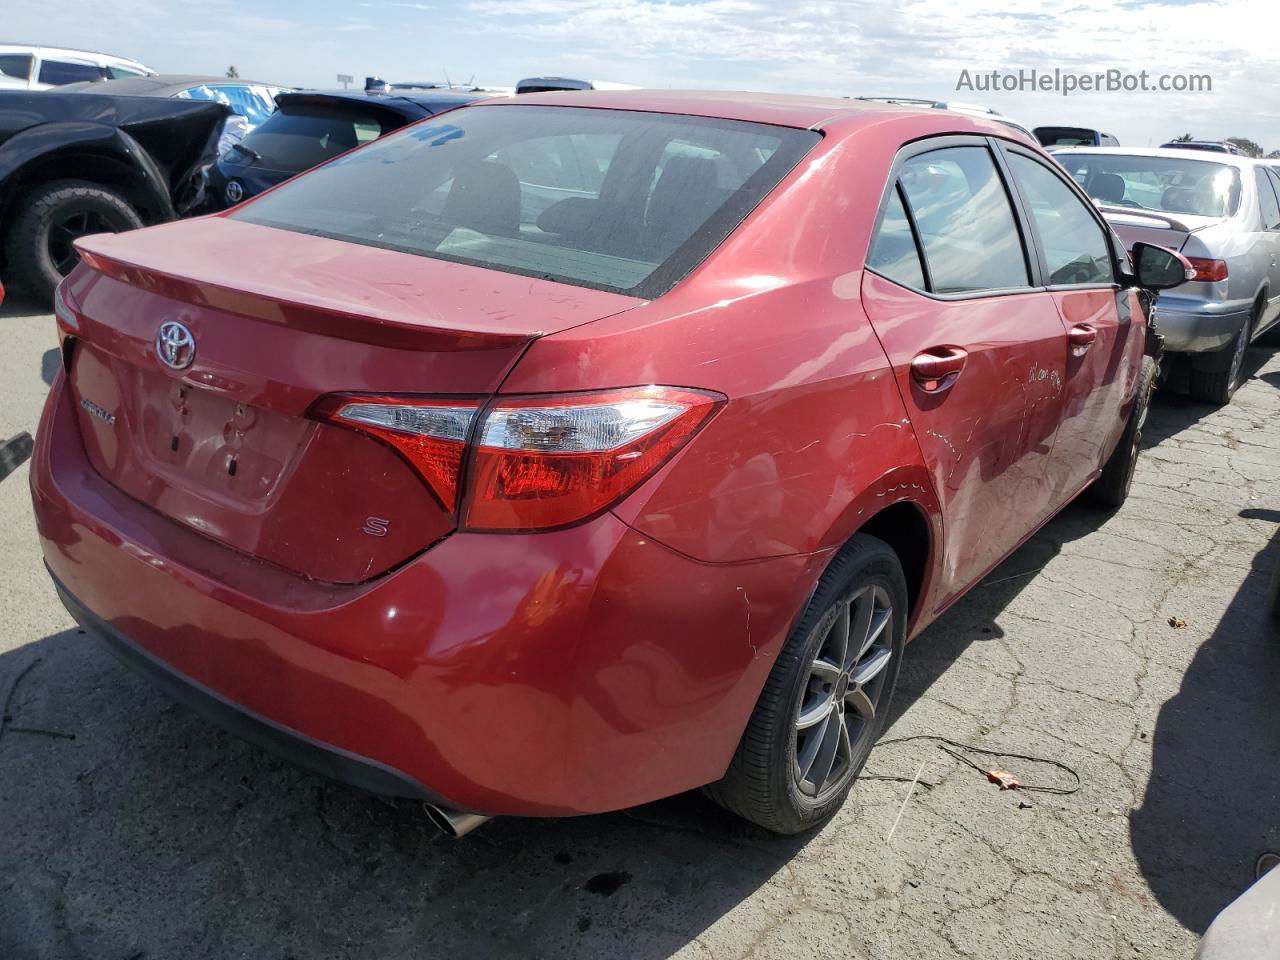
xmin=2 ymin=292 xmax=1278 ymax=959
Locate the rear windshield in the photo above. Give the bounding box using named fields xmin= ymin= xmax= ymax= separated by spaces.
xmin=232 ymin=105 xmax=820 ymax=298
xmin=1035 ymin=127 xmax=1097 ymax=147
xmin=1057 ymin=152 xmax=1241 ymax=218
xmin=232 ymin=104 xmax=391 ymax=172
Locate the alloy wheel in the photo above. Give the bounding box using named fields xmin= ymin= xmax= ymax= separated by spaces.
xmin=794 ymin=584 xmax=894 ymax=797
xmin=48 ymin=209 xmax=123 ymax=275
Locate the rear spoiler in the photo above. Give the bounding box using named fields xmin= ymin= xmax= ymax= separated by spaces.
xmin=1095 ymin=205 xmax=1194 ymax=232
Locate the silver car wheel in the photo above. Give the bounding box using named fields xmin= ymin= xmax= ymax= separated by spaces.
xmin=793 ymin=584 xmax=894 ymax=797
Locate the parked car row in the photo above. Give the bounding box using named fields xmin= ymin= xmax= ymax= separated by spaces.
xmin=32 ymin=90 xmax=1196 ymax=837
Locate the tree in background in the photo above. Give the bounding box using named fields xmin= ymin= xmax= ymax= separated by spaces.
xmin=226 ymin=65 xmax=239 ymax=79
xmin=1171 ymin=133 xmax=1195 ymax=142
xmin=1226 ymin=137 xmax=1262 ymax=158
xmin=1269 ymin=150 xmax=1280 ymax=159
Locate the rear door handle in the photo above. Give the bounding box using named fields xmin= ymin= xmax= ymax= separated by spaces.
xmin=910 ymin=346 xmax=968 ymax=393
xmin=1068 ymin=324 xmax=1097 ymax=353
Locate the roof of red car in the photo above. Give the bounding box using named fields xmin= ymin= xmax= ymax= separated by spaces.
xmin=477 ymin=89 xmax=926 ymax=131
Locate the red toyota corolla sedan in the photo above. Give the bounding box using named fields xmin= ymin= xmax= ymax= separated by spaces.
xmin=30 ymin=91 xmax=1189 ymax=836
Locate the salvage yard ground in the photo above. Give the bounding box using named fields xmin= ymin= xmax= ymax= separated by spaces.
xmin=1 ymin=292 xmax=1278 ymax=959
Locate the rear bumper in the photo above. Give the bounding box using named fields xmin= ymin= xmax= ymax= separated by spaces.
xmin=31 ymin=372 xmax=824 ymax=816
xmin=54 ymin=574 xmax=438 ymax=801
xmin=1151 ymin=294 xmax=1252 ymax=353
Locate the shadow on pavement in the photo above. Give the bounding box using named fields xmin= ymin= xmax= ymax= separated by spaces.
xmin=39 ymin=349 xmax=59 ymax=387
xmin=0 ymin=291 xmax=47 ymax=320
xmin=1128 ymin=515 xmax=1280 ymax=933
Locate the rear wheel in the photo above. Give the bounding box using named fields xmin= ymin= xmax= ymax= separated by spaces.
xmin=1089 ymin=354 xmax=1156 ymax=508
xmin=704 ymin=535 xmax=907 ymax=834
xmin=3 ymin=180 xmax=144 ymax=301
xmin=1188 ymin=304 xmax=1255 ymax=405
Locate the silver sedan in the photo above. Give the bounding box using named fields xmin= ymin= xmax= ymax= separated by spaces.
xmin=1055 ymin=147 xmax=1280 ymax=404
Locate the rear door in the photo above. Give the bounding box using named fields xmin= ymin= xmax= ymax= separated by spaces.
xmin=1255 ymin=167 xmax=1280 ymax=330
xmin=861 ymin=136 xmax=1069 ymax=606
xmin=998 ymin=143 xmax=1137 ymax=504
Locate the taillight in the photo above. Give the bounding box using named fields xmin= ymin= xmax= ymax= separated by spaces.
xmin=1185 ymin=257 xmax=1228 ymax=282
xmin=465 ymin=387 xmax=721 ymax=531
xmin=313 ymin=386 xmax=722 ymax=532
xmin=315 ymin=395 xmax=480 ymax=510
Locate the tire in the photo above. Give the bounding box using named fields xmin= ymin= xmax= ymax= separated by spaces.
xmin=1088 ymin=354 xmax=1157 ymax=508
xmin=3 ymin=179 xmax=144 ymax=301
xmin=1188 ymin=306 xmax=1254 ymax=405
xmin=704 ymin=534 xmax=907 ymax=834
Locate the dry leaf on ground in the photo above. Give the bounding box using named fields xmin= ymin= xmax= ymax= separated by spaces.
xmin=986 ymin=768 xmax=1023 ymax=790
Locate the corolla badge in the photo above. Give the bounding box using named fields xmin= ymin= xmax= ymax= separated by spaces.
xmin=156 ymin=321 xmax=196 ymax=371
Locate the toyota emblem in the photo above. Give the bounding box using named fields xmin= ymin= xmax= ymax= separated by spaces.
xmin=225 ymin=180 xmax=244 ymax=204
xmin=156 ymin=321 xmax=196 ymax=371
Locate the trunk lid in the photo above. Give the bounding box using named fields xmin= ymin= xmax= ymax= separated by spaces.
xmin=1100 ymin=208 xmax=1225 ymax=253
xmin=64 ymin=217 xmax=641 ymax=582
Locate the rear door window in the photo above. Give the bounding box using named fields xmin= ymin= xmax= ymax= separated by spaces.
xmin=1256 ymin=168 xmax=1280 ymax=230
xmin=897 ymin=146 xmax=1030 ymax=293
xmin=1007 ymin=153 xmax=1114 ymax=286
xmin=867 ymin=187 xmax=926 ymax=289
xmin=0 ymin=54 xmax=33 ymax=81
xmin=1268 ymin=169 xmax=1280 ymax=215
xmin=37 ymin=58 xmax=107 ymax=85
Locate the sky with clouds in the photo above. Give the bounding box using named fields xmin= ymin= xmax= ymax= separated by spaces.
xmin=7 ymin=0 xmax=1279 ymax=149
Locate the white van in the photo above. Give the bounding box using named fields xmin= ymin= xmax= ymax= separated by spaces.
xmin=0 ymin=44 xmax=155 ymax=90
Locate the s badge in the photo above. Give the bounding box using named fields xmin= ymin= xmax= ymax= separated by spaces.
xmin=362 ymin=517 xmax=390 ymax=537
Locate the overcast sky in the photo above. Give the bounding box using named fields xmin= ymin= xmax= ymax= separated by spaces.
xmin=8 ymin=0 xmax=1278 ymax=149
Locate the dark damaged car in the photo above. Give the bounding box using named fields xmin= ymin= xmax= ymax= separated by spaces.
xmin=0 ymin=91 xmax=228 ymax=299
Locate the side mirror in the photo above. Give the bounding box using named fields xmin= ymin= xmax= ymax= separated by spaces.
xmin=1131 ymin=241 xmax=1193 ymax=290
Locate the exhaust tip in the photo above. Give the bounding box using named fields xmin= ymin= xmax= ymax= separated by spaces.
xmin=423 ymin=803 xmax=491 ymax=838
